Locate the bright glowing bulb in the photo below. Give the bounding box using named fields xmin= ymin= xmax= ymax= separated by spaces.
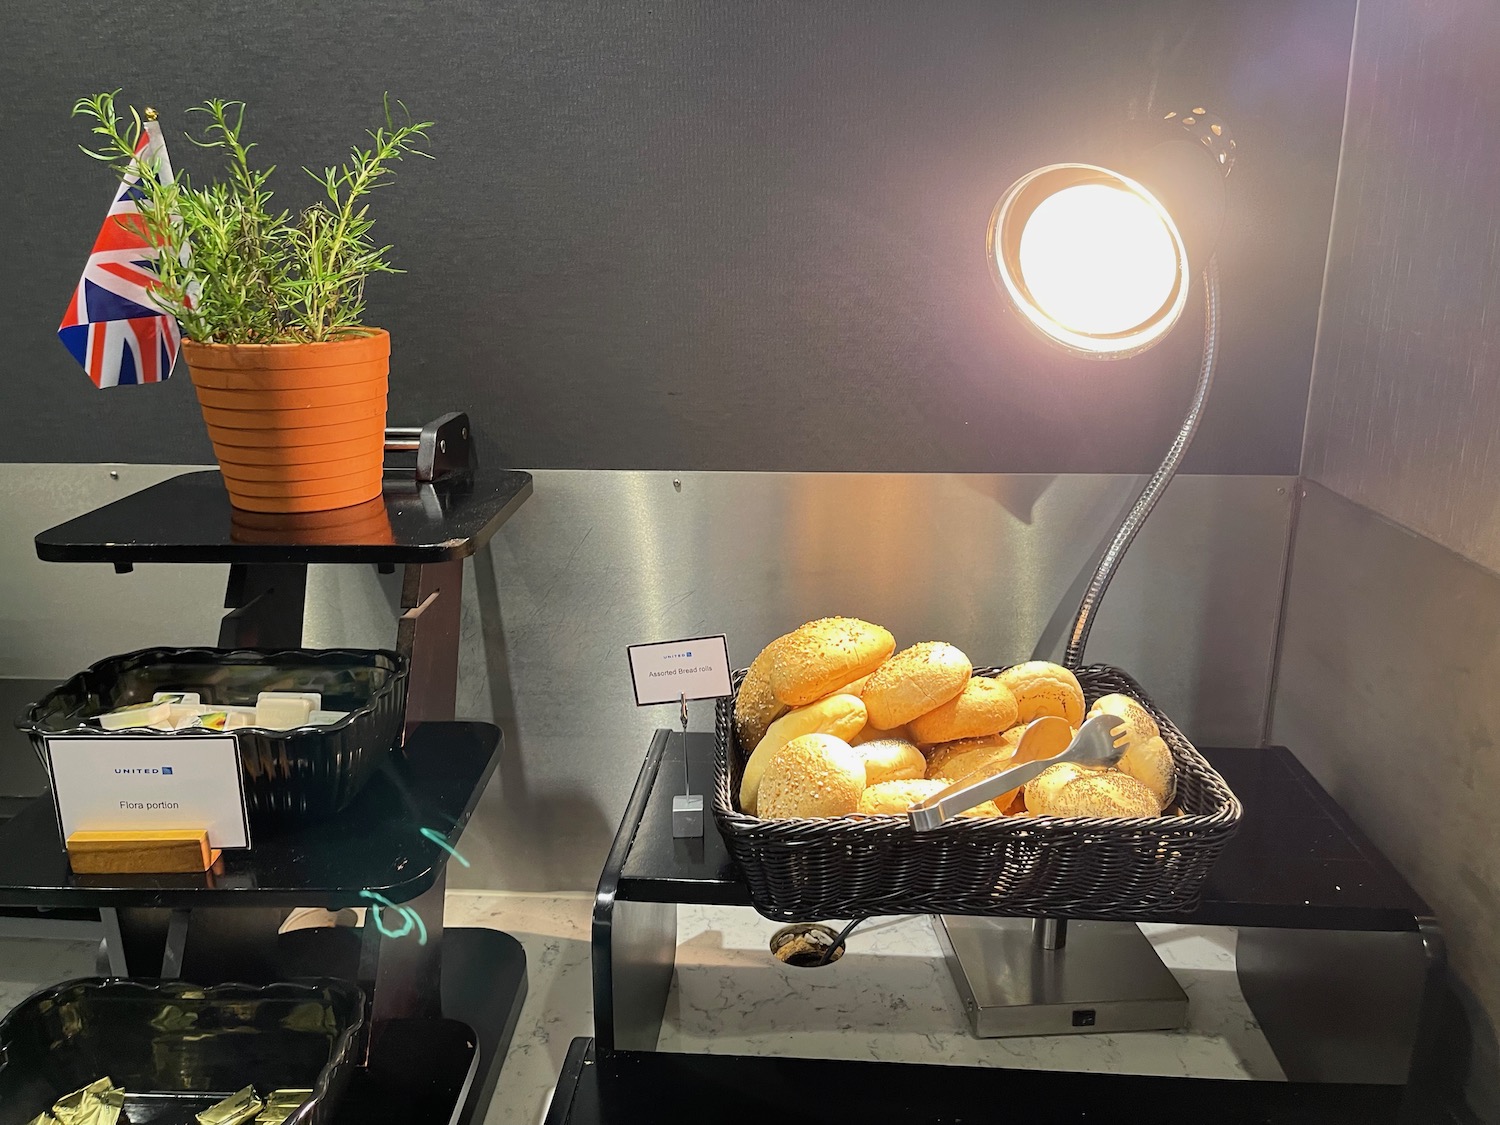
xmin=1017 ymin=183 xmax=1180 ymax=337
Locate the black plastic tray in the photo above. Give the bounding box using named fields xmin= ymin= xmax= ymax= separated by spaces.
xmin=18 ymin=648 xmax=407 ymax=824
xmin=0 ymin=978 xmax=365 ymax=1125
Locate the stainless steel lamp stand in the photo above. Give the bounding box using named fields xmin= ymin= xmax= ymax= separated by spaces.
xmin=936 ymin=916 xmax=1187 ymax=1037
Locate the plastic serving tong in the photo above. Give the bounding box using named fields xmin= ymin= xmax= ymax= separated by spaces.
xmin=907 ymin=712 xmax=1130 ymax=831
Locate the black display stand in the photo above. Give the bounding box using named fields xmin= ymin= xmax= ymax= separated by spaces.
xmin=557 ymin=731 xmax=1446 ymax=1124
xmin=13 ymin=464 xmax=534 ymax=1125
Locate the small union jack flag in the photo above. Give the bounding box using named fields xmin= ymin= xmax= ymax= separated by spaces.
xmin=58 ymin=115 xmax=181 ymax=387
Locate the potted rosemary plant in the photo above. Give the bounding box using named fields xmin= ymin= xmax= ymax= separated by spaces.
xmin=73 ymin=92 xmax=432 ymax=512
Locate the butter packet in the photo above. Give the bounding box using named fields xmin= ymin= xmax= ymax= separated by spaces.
xmin=254 ymin=1089 xmax=313 ymax=1124
xmin=47 ymin=1077 xmax=125 ymax=1125
xmin=196 ymin=1087 xmax=263 ymax=1125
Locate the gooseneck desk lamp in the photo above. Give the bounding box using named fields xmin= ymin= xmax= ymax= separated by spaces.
xmin=939 ymin=109 xmax=1236 ymax=1037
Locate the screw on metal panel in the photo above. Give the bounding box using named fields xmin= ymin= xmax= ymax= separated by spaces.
xmin=439 ymin=439 xmax=446 ymax=453
xmin=672 ymin=478 xmax=682 ymax=492
xmin=1276 ymin=487 xmax=1285 ymax=494
xmin=109 ymin=470 xmax=119 ymax=480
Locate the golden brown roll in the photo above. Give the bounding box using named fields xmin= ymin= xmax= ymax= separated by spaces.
xmin=850 ymin=723 xmax=912 ymax=746
xmin=925 ymin=733 xmax=1017 ymax=784
xmin=997 ymin=661 xmax=1086 ymax=726
xmin=758 ymin=734 xmax=867 ymax=819
xmin=1087 ymin=693 xmax=1172 ymax=802
xmin=1025 ymin=763 xmax=1161 ymax=819
xmin=862 ymin=642 xmax=972 ymax=729
xmin=1117 ymin=735 xmax=1175 ymax=804
xmin=833 ymin=673 xmax=872 ymax=698
xmin=1087 ymin=693 xmax=1161 ymax=744
xmin=908 ymin=676 xmax=1019 ymax=744
xmin=769 ymin=618 xmax=896 ymax=707
xmin=857 ymin=737 xmax=927 ymax=787
xmin=734 ymin=635 xmax=793 ymax=753
xmin=857 ymin=778 xmax=1000 ymax=818
xmin=740 ymin=693 xmax=867 ymax=814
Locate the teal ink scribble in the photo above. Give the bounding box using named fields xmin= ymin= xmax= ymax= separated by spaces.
xmin=420 ymin=826 xmax=471 ymax=868
xmin=359 ymin=890 xmax=428 ymax=945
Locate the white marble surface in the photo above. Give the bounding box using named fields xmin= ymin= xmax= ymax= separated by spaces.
xmin=0 ymin=936 xmax=97 ymax=1017
xmin=659 ymin=908 xmax=1285 ymax=1080
xmin=444 ymin=892 xmax=596 ymax=1125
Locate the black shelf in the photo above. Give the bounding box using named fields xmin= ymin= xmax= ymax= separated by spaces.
xmin=34 ymin=466 xmax=533 ymax=565
xmin=544 ymin=1039 xmax=1403 ymax=1125
xmin=616 ymin=735 xmax=1433 ymax=932
xmin=0 ymin=721 xmax=498 ymax=909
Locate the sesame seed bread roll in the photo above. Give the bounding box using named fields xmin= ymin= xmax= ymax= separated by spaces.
xmin=856 ymin=737 xmax=927 ymax=787
xmin=734 ymin=634 xmax=794 ymax=753
xmin=997 ymin=661 xmax=1086 ymax=727
xmin=1118 ymin=735 xmax=1175 ymax=804
xmin=908 ymin=675 xmax=1019 ymax=744
xmin=739 ymin=693 xmax=867 ymax=814
xmin=769 ymin=618 xmax=896 ymax=707
xmin=758 ymin=734 xmax=867 ymax=819
xmin=1087 ymin=694 xmax=1173 ymax=802
xmin=862 ymin=642 xmax=972 ymax=729
xmin=1025 ymin=762 xmax=1161 ymax=819
xmin=857 ymin=779 xmax=1001 ymax=819
xmin=925 ymin=733 xmax=1017 ymax=785
xmin=1087 ymin=693 xmax=1161 ymax=743
xmin=850 ymin=723 xmax=912 ymax=746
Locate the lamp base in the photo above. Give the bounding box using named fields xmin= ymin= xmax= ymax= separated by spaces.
xmin=936 ymin=916 xmax=1188 ymax=1038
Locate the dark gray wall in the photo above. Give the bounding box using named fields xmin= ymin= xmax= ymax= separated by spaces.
xmin=1286 ymin=0 xmax=1500 ymax=1116
xmin=5 ymin=0 xmax=1351 ymax=471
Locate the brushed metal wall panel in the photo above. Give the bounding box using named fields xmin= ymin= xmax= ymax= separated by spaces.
xmin=300 ymin=471 xmax=1294 ymax=893
xmin=1303 ymin=0 xmax=1500 ymax=573
xmin=0 ymin=466 xmax=1292 ymax=892
xmin=1271 ymin=482 xmax=1500 ymax=1113
xmin=5 ymin=0 xmax=1351 ymax=474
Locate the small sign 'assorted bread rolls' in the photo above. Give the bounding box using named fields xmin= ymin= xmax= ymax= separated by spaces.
xmin=628 ymin=633 xmax=733 ymax=839
xmin=627 ymin=635 xmax=732 ymax=706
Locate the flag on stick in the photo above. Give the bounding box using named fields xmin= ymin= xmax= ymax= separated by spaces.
xmin=58 ymin=110 xmax=181 ymax=387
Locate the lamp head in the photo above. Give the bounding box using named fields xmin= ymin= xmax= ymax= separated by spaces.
xmin=989 ymin=109 xmax=1232 ymax=359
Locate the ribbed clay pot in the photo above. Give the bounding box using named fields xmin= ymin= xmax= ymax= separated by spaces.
xmin=182 ymin=330 xmax=389 ymax=513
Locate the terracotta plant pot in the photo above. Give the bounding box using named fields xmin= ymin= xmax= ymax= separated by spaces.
xmin=182 ymin=331 xmax=390 ymax=513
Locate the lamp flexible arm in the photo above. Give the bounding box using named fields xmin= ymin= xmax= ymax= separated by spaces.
xmin=1063 ymin=254 xmax=1222 ymax=670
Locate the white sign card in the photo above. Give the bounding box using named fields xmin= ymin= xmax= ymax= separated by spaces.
xmin=627 ymin=634 xmax=733 ymax=706
xmin=45 ymin=734 xmax=251 ymax=849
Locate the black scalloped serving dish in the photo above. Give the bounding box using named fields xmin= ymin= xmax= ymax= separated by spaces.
xmin=0 ymin=978 xmax=364 ymax=1125
xmin=17 ymin=647 xmax=407 ymax=824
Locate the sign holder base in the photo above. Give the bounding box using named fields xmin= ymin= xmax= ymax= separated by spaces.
xmin=66 ymin=829 xmax=219 ymax=875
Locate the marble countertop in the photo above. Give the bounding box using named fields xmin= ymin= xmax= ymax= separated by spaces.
xmin=453 ymin=892 xmax=1284 ymax=1125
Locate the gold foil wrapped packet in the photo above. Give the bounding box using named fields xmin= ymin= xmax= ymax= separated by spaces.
xmin=196 ymin=1087 xmax=263 ymax=1125
xmin=254 ymin=1089 xmax=313 ymax=1124
xmin=29 ymin=1077 xmax=125 ymax=1125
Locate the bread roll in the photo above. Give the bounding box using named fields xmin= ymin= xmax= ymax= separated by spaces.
xmin=925 ymin=733 xmax=1017 ymax=784
xmin=1087 ymin=693 xmax=1172 ymax=802
xmin=857 ymin=737 xmax=927 ymax=787
xmin=857 ymin=778 xmax=1000 ymax=818
xmin=1118 ymin=735 xmax=1175 ymax=804
xmin=758 ymin=734 xmax=866 ymax=819
xmin=734 ymin=635 xmax=793 ymax=753
xmin=769 ymin=618 xmax=896 ymax=707
xmin=834 ymin=673 xmax=872 ymax=698
xmin=740 ymin=693 xmax=867 ymax=814
xmin=863 ymin=642 xmax=972 ymax=729
xmin=997 ymin=661 xmax=1086 ymax=726
xmin=850 ymin=723 xmax=912 ymax=746
xmin=927 ymin=729 xmax=1032 ymax=808
xmin=1087 ymin=693 xmax=1160 ymax=744
xmin=908 ymin=675 xmax=1019 ymax=744
xmin=1025 ymin=763 xmax=1161 ymax=818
